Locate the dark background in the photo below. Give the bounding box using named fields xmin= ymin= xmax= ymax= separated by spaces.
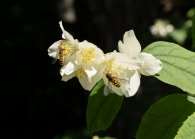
xmin=1 ymin=0 xmax=195 ymax=139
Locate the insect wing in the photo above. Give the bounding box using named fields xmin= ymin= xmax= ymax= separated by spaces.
xmin=51 ymin=58 xmax=58 ymax=64
xmin=62 ymin=57 xmax=67 ymax=67
xmin=104 ymin=80 xmax=113 ymax=96
xmin=115 ymin=77 xmax=129 ymax=84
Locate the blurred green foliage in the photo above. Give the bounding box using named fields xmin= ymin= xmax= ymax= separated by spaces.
xmin=187 ymin=7 xmax=195 ymax=18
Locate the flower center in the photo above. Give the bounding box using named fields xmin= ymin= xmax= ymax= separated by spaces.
xmin=58 ymin=41 xmax=71 ymax=57
xmin=80 ymin=50 xmax=95 ymax=64
xmin=75 ymin=67 xmax=87 ymax=78
xmin=103 ymin=63 xmax=131 ymax=77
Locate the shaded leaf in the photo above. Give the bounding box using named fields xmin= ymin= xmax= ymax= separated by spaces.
xmin=87 ymin=79 xmax=123 ymax=136
xmin=143 ymin=41 xmax=195 ymax=94
xmin=135 ymin=94 xmax=195 ymax=139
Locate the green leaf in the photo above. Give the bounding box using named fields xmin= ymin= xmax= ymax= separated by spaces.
xmin=135 ymin=94 xmax=195 ymax=139
xmin=143 ymin=41 xmax=195 ymax=94
xmin=174 ymin=112 xmax=195 ymax=139
xmin=87 ymin=79 xmax=123 ymax=136
xmin=192 ymin=10 xmax=195 ymax=49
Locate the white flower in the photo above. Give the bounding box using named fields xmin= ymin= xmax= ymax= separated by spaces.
xmin=118 ymin=30 xmax=163 ymax=96
xmin=75 ymin=40 xmax=104 ymax=79
xmin=48 ymin=21 xmax=78 ymax=66
xmin=90 ymin=50 xmax=144 ymax=97
xmin=48 ymin=21 xmax=104 ymax=90
xmin=61 ymin=65 xmax=94 ymax=91
xmin=150 ymin=19 xmax=174 ymax=37
xmin=61 ymin=40 xmax=104 ymax=90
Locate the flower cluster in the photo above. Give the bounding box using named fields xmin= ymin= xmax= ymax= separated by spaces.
xmin=150 ymin=19 xmax=174 ymax=37
xmin=48 ymin=21 xmax=162 ymax=97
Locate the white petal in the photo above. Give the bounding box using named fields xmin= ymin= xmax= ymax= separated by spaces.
xmin=104 ymin=85 xmax=110 ymax=96
xmin=124 ymin=70 xmax=140 ymax=97
xmin=77 ymin=43 xmax=103 ymax=73
xmin=76 ymin=41 xmax=101 ymax=67
xmin=74 ymin=39 xmax=79 ymax=46
xmin=79 ymin=58 xmax=98 ymax=71
xmin=60 ymin=63 xmax=80 ymax=76
xmin=82 ymin=48 xmax=103 ymax=72
xmin=120 ymin=71 xmax=134 ymax=93
xmin=88 ymin=63 xmax=105 ymax=90
xmin=48 ymin=40 xmax=61 ymax=59
xmin=138 ymin=52 xmax=162 ymax=76
xmin=114 ymin=53 xmax=144 ymax=70
xmin=111 ymin=85 xmax=124 ymax=96
xmin=60 ymin=52 xmax=77 ymax=76
xmin=119 ymin=30 xmax=141 ymax=57
xmin=59 ymin=21 xmax=74 ymax=42
xmin=85 ymin=67 xmax=97 ymax=82
xmin=79 ymin=40 xmax=97 ymax=50
xmin=82 ymin=62 xmax=95 ymax=71
xmin=95 ymin=47 xmax=104 ymax=56
xmin=118 ymin=41 xmax=125 ymax=54
xmin=62 ymin=33 xmax=65 ymax=39
xmin=68 ymin=51 xmax=77 ymax=64
xmin=102 ymin=75 xmax=123 ymax=96
xmin=94 ymin=47 xmax=104 ymax=67
xmin=61 ymin=72 xmax=75 ymax=82
xmin=76 ymin=51 xmax=83 ymax=65
xmin=104 ymin=85 xmax=121 ymax=96
xmin=78 ymin=76 xmax=92 ymax=91
xmin=104 ymin=50 xmax=116 ymax=62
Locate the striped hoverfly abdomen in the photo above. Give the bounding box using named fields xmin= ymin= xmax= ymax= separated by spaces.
xmin=51 ymin=41 xmax=70 ymax=66
xmin=106 ymin=73 xmax=121 ymax=87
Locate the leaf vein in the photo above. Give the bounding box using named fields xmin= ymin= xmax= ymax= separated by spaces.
xmin=158 ymin=60 xmax=195 ymax=91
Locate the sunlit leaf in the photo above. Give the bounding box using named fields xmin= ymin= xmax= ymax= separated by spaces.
xmin=87 ymin=79 xmax=123 ymax=136
xmin=192 ymin=10 xmax=195 ymax=49
xmin=174 ymin=112 xmax=195 ymax=139
xmin=136 ymin=94 xmax=195 ymax=139
xmin=143 ymin=41 xmax=195 ymax=94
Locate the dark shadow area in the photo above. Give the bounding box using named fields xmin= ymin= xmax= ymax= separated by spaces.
xmin=1 ymin=0 xmax=195 ymax=138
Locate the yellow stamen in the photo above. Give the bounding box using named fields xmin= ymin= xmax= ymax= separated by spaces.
xmin=103 ymin=63 xmax=125 ymax=78
xmin=75 ymin=67 xmax=87 ymax=78
xmin=58 ymin=41 xmax=70 ymax=57
xmin=80 ymin=49 xmax=96 ymax=64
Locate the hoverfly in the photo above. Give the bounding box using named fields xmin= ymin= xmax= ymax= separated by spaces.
xmin=52 ymin=41 xmax=70 ymax=66
xmin=105 ymin=73 xmax=129 ymax=95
